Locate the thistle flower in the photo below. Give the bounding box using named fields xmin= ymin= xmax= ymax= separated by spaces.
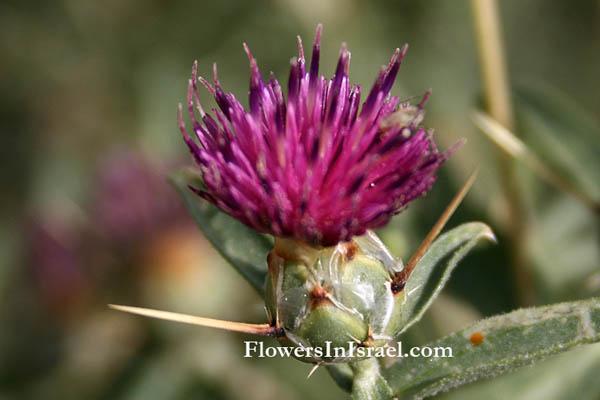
xmin=179 ymin=25 xmax=451 ymax=247
xmin=94 ymin=150 xmax=189 ymax=244
xmin=117 ymin=25 xmax=467 ymax=365
xmin=111 ymin=27 xmax=487 ymax=369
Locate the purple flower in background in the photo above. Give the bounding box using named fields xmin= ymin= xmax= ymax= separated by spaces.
xmin=94 ymin=150 xmax=189 ymax=244
xmin=29 ymin=213 xmax=89 ymax=312
xmin=179 ymin=25 xmax=453 ymax=246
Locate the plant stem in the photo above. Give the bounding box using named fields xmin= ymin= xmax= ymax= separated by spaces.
xmin=350 ymin=358 xmax=393 ymax=400
xmin=470 ymin=0 xmax=535 ymax=306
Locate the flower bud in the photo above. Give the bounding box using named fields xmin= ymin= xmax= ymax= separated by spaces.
xmin=265 ymin=233 xmax=403 ymax=363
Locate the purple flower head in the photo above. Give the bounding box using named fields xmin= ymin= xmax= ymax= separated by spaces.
xmin=179 ymin=25 xmax=455 ymax=247
xmin=94 ymin=150 xmax=189 ymax=244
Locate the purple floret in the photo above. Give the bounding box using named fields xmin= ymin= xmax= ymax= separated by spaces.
xmin=179 ymin=25 xmax=454 ymax=246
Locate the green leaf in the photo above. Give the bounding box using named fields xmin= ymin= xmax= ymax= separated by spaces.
xmin=472 ymin=83 xmax=600 ymax=213
xmin=436 ymin=343 xmax=600 ymax=400
xmin=529 ymin=195 xmax=600 ymax=302
xmin=170 ymin=169 xmax=272 ymax=296
xmin=383 ymin=297 xmax=600 ymax=400
xmin=397 ymin=222 xmax=495 ymax=335
xmin=514 ymin=83 xmax=600 ymax=201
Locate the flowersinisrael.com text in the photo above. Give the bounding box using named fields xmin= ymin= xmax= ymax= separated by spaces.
xmin=243 ymin=341 xmax=453 ymax=359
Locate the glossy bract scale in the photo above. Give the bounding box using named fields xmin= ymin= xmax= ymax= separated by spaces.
xmin=266 ymin=231 xmax=404 ymax=363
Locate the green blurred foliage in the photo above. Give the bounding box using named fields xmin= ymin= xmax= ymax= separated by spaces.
xmin=1 ymin=0 xmax=599 ymax=399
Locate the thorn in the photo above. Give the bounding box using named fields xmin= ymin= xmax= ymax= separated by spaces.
xmin=108 ymin=304 xmax=284 ymax=337
xmin=264 ymin=306 xmax=273 ymax=325
xmin=275 ymin=306 xmax=281 ymax=329
xmin=406 ymin=284 xmax=421 ymax=297
xmin=347 ymin=334 xmax=362 ymax=344
xmin=307 ymin=363 xmax=321 ymax=379
xmin=392 ymin=169 xmax=478 ymax=294
xmin=371 ymin=333 xmax=392 ymax=341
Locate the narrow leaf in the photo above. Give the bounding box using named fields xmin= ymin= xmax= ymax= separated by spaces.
xmin=514 ymin=83 xmax=600 ymax=201
xmin=397 ymin=222 xmax=495 ymax=335
xmin=530 ymin=196 xmax=600 ymax=301
xmin=384 ymin=297 xmax=600 ymax=399
xmin=436 ymin=343 xmax=600 ymax=400
xmin=472 ymin=110 xmax=600 ymax=213
xmin=170 ymin=169 xmax=272 ymax=296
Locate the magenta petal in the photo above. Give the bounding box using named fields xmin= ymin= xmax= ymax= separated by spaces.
xmin=179 ymin=25 xmax=456 ymax=246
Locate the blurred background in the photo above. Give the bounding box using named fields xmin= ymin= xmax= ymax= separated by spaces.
xmin=1 ymin=0 xmax=599 ymax=399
